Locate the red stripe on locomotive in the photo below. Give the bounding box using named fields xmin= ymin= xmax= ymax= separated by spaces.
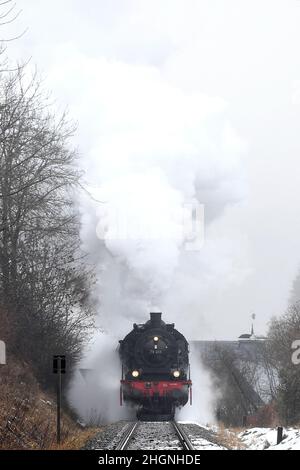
xmin=121 ymin=379 xmax=192 ymax=398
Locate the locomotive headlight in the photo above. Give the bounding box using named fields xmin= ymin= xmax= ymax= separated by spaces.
xmin=153 ymin=336 xmax=159 ymax=342
xmin=173 ymin=370 xmax=180 ymax=378
xmin=132 ymin=370 xmax=139 ymax=378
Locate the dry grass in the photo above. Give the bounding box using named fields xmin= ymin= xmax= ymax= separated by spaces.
xmin=215 ymin=423 xmax=246 ymax=449
xmin=50 ymin=428 xmax=101 ymax=450
xmin=0 ymin=355 xmax=98 ymax=450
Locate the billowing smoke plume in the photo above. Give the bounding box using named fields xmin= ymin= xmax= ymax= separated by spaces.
xmin=62 ymin=54 xmax=246 ymax=423
xmin=176 ymin=343 xmax=217 ymax=424
xmin=68 ymin=334 xmax=136 ymax=424
xmin=68 ymin=57 xmax=246 ymax=332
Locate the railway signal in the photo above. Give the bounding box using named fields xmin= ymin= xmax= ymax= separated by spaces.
xmin=53 ymin=355 xmax=66 ymax=444
xmin=53 ymin=355 xmax=66 ymax=374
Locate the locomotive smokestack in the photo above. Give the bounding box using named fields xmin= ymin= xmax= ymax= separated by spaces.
xmin=150 ymin=312 xmax=162 ymax=326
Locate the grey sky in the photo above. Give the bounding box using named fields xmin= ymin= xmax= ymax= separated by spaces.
xmin=6 ymin=0 xmax=300 ymax=338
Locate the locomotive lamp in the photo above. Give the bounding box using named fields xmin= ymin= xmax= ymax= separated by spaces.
xmin=173 ymin=370 xmax=180 ymax=378
xmin=132 ymin=370 xmax=139 ymax=377
xmin=153 ymin=336 xmax=159 ymax=342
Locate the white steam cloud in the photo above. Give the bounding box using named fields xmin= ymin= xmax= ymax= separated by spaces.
xmin=63 ymin=52 xmax=246 ymax=423
xmin=8 ymin=0 xmax=300 ymax=425
xmin=68 ymin=334 xmax=135 ymax=424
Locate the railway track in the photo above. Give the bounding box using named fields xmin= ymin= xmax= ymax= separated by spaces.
xmin=114 ymin=421 xmax=195 ymax=450
xmin=114 ymin=422 xmax=139 ymax=450
xmin=85 ymin=420 xmax=226 ymax=450
xmin=172 ymin=421 xmax=195 ymax=450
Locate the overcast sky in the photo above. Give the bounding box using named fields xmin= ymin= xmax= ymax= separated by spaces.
xmin=6 ymin=0 xmax=300 ymax=338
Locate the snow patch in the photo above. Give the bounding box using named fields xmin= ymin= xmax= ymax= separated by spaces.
xmin=238 ymin=427 xmax=300 ymax=450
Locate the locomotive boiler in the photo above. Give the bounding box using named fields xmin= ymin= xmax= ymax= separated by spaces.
xmin=119 ymin=312 xmax=192 ymax=420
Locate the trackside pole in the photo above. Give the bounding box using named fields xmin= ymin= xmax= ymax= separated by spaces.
xmin=277 ymin=426 xmax=283 ymax=444
xmin=53 ymin=355 xmax=66 ymax=445
xmin=57 ymin=357 xmax=61 ymax=444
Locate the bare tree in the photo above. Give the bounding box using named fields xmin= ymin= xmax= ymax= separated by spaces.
xmin=0 ymin=66 xmax=94 ymax=385
xmin=267 ymin=303 xmax=300 ymax=424
xmin=0 ymin=1 xmax=26 ymax=72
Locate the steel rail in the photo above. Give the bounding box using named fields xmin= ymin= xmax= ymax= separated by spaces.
xmin=115 ymin=422 xmax=138 ymax=450
xmin=172 ymin=421 xmax=195 ymax=450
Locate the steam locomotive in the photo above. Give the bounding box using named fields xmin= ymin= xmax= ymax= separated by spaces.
xmin=119 ymin=312 xmax=192 ymax=420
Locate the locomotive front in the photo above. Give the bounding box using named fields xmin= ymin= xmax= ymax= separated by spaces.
xmin=119 ymin=312 xmax=192 ymax=420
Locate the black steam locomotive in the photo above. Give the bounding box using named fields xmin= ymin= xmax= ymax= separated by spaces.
xmin=119 ymin=312 xmax=192 ymax=420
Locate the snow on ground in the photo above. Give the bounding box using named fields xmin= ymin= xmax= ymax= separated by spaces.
xmin=179 ymin=422 xmax=227 ymax=450
xmin=238 ymin=427 xmax=300 ymax=450
xmin=181 ymin=422 xmax=300 ymax=450
xmin=190 ymin=437 xmax=227 ymax=450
